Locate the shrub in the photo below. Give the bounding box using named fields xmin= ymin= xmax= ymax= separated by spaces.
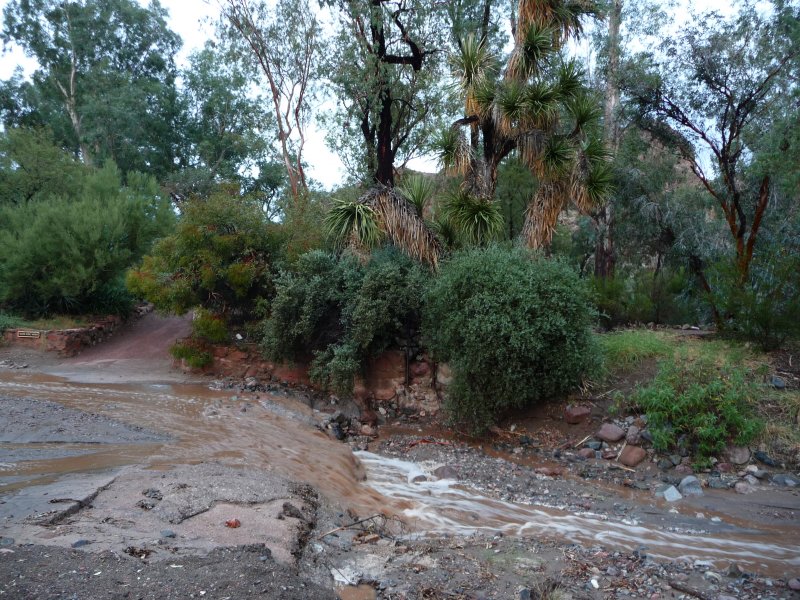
xmin=0 ymin=311 xmax=22 ymax=332
xmin=127 ymin=189 xmax=280 ymax=323
xmin=423 ymin=246 xmax=598 ymax=433
xmin=191 ymin=308 xmax=228 ymax=343
xmin=169 ymin=341 xmax=213 ymax=369
xmin=628 ymin=353 xmax=763 ymax=467
xmin=262 ymin=248 xmax=425 ymax=394
xmin=0 ymin=164 xmax=173 ymax=316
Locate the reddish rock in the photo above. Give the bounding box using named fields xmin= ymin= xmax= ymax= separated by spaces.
xmin=535 ymin=466 xmax=564 ymax=477
xmin=578 ymin=448 xmax=596 ymax=459
xmin=602 ymin=449 xmax=618 ymax=460
xmin=564 ymin=404 xmax=591 ymax=424
xmin=409 ymin=361 xmax=430 ymax=377
xmin=674 ymin=464 xmax=694 ymax=475
xmin=433 ymin=465 xmax=459 ymax=480
xmin=272 ymin=364 xmax=310 ymax=385
xmin=716 ymin=462 xmax=734 ymax=473
xmin=618 ymin=446 xmax=647 ymax=467
xmin=596 ymin=423 xmax=625 ymax=443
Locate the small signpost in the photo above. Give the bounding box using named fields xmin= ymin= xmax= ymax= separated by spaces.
xmin=16 ymin=330 xmax=41 ymax=339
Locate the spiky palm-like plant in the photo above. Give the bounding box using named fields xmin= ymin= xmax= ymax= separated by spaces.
xmin=436 ymin=0 xmax=611 ymax=249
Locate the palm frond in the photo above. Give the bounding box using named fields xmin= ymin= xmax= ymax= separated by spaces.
xmin=471 ymin=77 xmax=497 ymax=119
xmin=433 ymin=127 xmax=472 ymax=176
xmin=397 ymin=174 xmax=436 ymax=218
xmin=451 ymin=33 xmax=497 ymax=92
xmin=540 ymin=134 xmax=575 ymax=179
xmin=566 ymin=92 xmax=603 ymax=134
xmin=521 ymin=181 xmax=568 ymax=249
xmin=507 ymin=24 xmax=555 ymax=79
xmin=522 ymin=82 xmax=560 ymax=130
xmin=441 ymin=189 xmax=503 ymax=247
xmin=363 ymin=187 xmax=442 ymax=268
xmin=495 ymin=79 xmax=528 ymax=135
xmin=325 ymin=198 xmax=383 ymax=250
xmin=572 ymin=160 xmax=614 ymax=213
xmin=555 ymin=59 xmax=584 ymax=100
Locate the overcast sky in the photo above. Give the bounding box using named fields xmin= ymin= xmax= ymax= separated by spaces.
xmin=0 ymin=0 xmax=742 ymax=189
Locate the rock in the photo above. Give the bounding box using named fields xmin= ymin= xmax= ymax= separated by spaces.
xmin=71 ymin=539 xmax=90 ymax=548
xmin=708 ymin=478 xmax=728 ymax=490
xmin=734 ymin=481 xmax=755 ymax=494
xmin=518 ymin=588 xmax=532 ymax=600
xmin=743 ymin=474 xmax=759 ymax=486
xmin=669 ymin=454 xmax=683 ymax=466
xmin=360 ymin=424 xmax=376 ymax=436
xmin=726 ymin=563 xmax=744 ymax=578
xmin=678 ymin=475 xmax=704 ymax=497
xmin=577 ymin=448 xmax=595 ymax=459
xmin=410 ymin=474 xmax=427 ymax=483
xmin=602 ymin=449 xmax=618 ymax=460
xmin=596 ymin=423 xmax=625 ymax=443
xmin=535 ymin=467 xmax=564 ymax=477
xmin=771 ymin=375 xmax=786 ymax=390
xmin=658 ymin=485 xmax=682 ymax=502
xmin=433 ymin=465 xmax=459 ymax=480
xmin=142 ymin=488 xmax=163 ymax=500
xmin=586 ymin=441 xmax=602 ymax=451
xmin=564 ymin=404 xmax=591 ymax=424
xmin=160 ymin=530 xmax=177 ymax=539
xmin=788 ymin=578 xmax=800 ymax=591
xmin=625 ymin=426 xmax=641 ymax=445
xmin=716 ymin=462 xmax=734 ymax=473
xmin=751 ymin=469 xmax=770 ymax=480
xmin=640 ymin=429 xmax=654 ymax=443
xmin=328 ymin=422 xmax=345 ymax=441
xmin=618 ymin=445 xmax=647 ymax=467
xmin=753 ymin=450 xmax=777 ymax=467
xmin=674 ymin=464 xmax=694 ymax=475
xmin=704 ymin=571 xmax=722 ymax=583
xmin=772 ymin=474 xmax=799 ymax=487
xmin=657 ymin=458 xmax=673 ymax=470
xmin=726 ymin=446 xmax=751 ymax=465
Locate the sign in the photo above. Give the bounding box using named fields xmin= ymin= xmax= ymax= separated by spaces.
xmin=16 ymin=330 xmax=41 ymax=339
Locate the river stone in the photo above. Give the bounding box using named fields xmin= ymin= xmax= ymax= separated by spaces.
xmin=586 ymin=441 xmax=602 ymax=451
xmin=726 ymin=446 xmax=751 ymax=465
xmin=708 ymin=478 xmax=728 ymax=489
xmin=657 ymin=458 xmax=673 ymax=470
xmin=788 ymin=578 xmax=800 ymax=591
xmin=753 ymin=450 xmax=777 ymax=467
xmin=564 ymin=404 xmax=591 ymax=424
xmin=577 ymin=448 xmax=595 ymax=459
xmin=734 ymin=481 xmax=755 ymax=494
xmin=625 ymin=426 xmax=641 ymax=445
xmin=659 ymin=485 xmax=682 ymax=502
xmin=772 ymin=474 xmax=799 ymax=487
xmin=433 ymin=466 xmax=459 ymax=480
xmin=161 ymin=529 xmax=177 ymax=539
xmin=771 ymin=375 xmax=786 ymax=390
xmin=596 ymin=423 xmax=625 ymax=443
xmin=678 ymin=475 xmax=704 ymax=497
xmin=618 ymin=445 xmax=647 ymax=467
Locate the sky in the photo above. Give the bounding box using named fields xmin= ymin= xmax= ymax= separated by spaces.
xmin=0 ymin=0 xmax=743 ymax=189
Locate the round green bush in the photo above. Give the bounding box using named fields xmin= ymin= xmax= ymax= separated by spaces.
xmin=423 ymin=246 xmax=598 ymax=432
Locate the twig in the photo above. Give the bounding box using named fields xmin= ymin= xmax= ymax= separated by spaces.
xmin=316 ymin=514 xmax=386 ymax=540
xmin=573 ymin=435 xmax=591 ymax=449
xmin=667 ymin=579 xmax=714 ymax=600
xmin=615 ymin=440 xmax=627 ymax=461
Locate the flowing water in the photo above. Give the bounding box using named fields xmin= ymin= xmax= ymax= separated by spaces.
xmin=1 ymin=371 xmax=799 ymax=576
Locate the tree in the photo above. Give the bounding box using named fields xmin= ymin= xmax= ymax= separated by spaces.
xmin=222 ymin=0 xmax=319 ymax=204
xmin=169 ymin=32 xmax=283 ymax=213
xmin=628 ymin=1 xmax=799 ymax=287
xmin=1 ymin=0 xmax=182 ymax=178
xmin=438 ymin=0 xmax=612 ymax=249
xmin=321 ymin=0 xmax=446 ymax=186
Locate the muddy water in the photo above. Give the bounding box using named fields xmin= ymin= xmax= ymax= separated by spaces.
xmin=1 ymin=372 xmax=799 ymax=576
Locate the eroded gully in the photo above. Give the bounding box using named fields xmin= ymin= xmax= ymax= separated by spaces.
xmin=1 ymin=371 xmax=798 ymax=578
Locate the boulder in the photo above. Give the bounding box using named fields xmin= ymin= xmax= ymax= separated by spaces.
xmin=618 ymin=445 xmax=647 ymax=467
xmin=596 ymin=423 xmax=625 ymax=443
xmin=678 ymin=475 xmax=704 ymax=497
xmin=726 ymin=446 xmax=750 ymax=465
xmin=564 ymin=404 xmax=591 ymax=424
xmin=432 ymin=465 xmax=459 ymax=480
xmin=625 ymin=425 xmax=641 ymax=445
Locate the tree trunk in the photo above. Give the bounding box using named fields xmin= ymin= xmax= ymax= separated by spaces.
xmin=594 ymin=0 xmax=622 ymax=279
xmin=375 ymin=89 xmax=395 ymax=186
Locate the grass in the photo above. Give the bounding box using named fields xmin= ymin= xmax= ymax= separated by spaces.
xmin=598 ymin=329 xmax=674 ymax=368
xmin=0 ymin=312 xmax=89 ymax=331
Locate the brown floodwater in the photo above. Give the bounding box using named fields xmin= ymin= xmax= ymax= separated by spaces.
xmin=1 ymin=371 xmax=799 ymax=577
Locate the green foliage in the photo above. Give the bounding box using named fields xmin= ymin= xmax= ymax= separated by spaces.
xmin=0 ymin=162 xmax=173 ymax=316
xmin=127 ymin=190 xmax=279 ymax=321
xmin=598 ymin=329 xmax=673 ymax=371
xmin=423 ymin=246 xmax=598 ymax=433
xmin=628 ymin=353 xmax=763 ymax=467
xmin=709 ymin=246 xmax=800 ymax=350
xmin=440 ymin=189 xmax=504 ymax=247
xmin=0 ymin=311 xmax=22 ymax=331
xmin=191 ymin=308 xmax=228 ymax=344
xmin=170 ymin=341 xmax=213 ymax=369
xmin=325 ymin=199 xmax=383 ymax=250
xmin=262 ymin=249 xmax=425 ymax=394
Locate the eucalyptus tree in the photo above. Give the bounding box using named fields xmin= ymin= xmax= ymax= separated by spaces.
xmin=0 ymin=0 xmax=182 ymax=178
xmin=222 ymin=0 xmax=320 ymax=205
xmin=320 ymin=0 xmax=448 ymax=187
xmin=438 ymin=0 xmax=613 ymax=250
xmin=627 ymin=0 xmax=798 ymax=286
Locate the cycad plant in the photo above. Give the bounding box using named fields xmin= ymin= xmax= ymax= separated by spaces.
xmin=437 ymin=0 xmax=613 ymax=249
